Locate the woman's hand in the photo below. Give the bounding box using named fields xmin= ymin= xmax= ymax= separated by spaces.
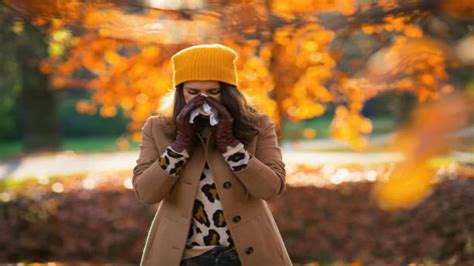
xmin=170 ymin=95 xmax=207 ymax=156
xmin=204 ymin=96 xmax=241 ymax=153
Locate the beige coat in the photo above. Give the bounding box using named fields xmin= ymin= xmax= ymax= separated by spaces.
xmin=132 ymin=113 xmax=292 ymax=266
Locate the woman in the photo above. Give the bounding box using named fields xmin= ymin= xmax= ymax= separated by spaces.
xmin=132 ymin=44 xmax=292 ymax=266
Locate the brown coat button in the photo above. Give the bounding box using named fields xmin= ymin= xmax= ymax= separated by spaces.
xmin=245 ymin=247 xmax=254 ymax=254
xmin=223 ymin=181 xmax=232 ymax=188
xmin=232 ymin=215 xmax=241 ymax=222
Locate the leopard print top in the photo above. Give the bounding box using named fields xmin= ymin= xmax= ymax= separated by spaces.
xmin=158 ymin=127 xmax=251 ymax=259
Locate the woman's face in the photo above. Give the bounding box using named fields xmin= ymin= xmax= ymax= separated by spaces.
xmin=183 ymin=80 xmax=221 ymax=104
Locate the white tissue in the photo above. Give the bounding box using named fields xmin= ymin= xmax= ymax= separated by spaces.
xmin=189 ymin=101 xmax=219 ymax=126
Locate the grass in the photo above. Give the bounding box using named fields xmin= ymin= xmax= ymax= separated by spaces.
xmin=0 ymin=116 xmax=396 ymax=159
xmin=61 ymin=136 xmax=139 ymax=153
xmin=0 ymin=136 xmax=140 ymax=159
xmin=282 ymin=116 xmax=396 ymax=141
xmin=0 ymin=142 xmax=22 ymax=159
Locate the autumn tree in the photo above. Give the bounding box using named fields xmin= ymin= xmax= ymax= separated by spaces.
xmin=1 ymin=0 xmax=473 ymax=150
xmin=0 ymin=4 xmax=61 ymax=152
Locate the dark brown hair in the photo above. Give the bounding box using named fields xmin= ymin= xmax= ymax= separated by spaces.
xmin=162 ymin=82 xmax=261 ymax=146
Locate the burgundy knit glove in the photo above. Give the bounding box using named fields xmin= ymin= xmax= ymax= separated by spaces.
xmin=204 ymin=96 xmax=241 ymax=154
xmin=170 ymin=95 xmax=207 ymax=156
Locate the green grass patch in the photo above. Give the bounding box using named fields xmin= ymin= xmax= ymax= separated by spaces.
xmin=1 ymin=116 xmax=396 ymax=158
xmin=0 ymin=141 xmax=22 ymax=158
xmin=0 ymin=136 xmax=140 ymax=159
xmin=61 ymin=136 xmax=139 ymax=153
xmin=282 ymin=116 xmax=396 ymax=141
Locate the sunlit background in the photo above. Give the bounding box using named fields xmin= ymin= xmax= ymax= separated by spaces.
xmin=0 ymin=0 xmax=473 ymax=265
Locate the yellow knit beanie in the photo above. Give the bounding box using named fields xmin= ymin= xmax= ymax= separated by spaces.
xmin=171 ymin=44 xmax=239 ymax=88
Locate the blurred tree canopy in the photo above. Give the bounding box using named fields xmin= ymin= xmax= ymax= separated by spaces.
xmin=0 ymin=5 xmax=60 ymax=152
xmin=0 ymin=0 xmax=473 ymax=151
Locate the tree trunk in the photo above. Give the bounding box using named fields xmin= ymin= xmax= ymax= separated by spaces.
xmin=390 ymin=92 xmax=417 ymax=127
xmin=15 ymin=21 xmax=61 ymax=153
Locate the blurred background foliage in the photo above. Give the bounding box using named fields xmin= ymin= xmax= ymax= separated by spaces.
xmin=0 ymin=0 xmax=472 ymax=154
xmin=0 ymin=0 xmax=473 ymax=264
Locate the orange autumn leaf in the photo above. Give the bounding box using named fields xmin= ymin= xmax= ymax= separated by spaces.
xmin=373 ymin=93 xmax=474 ymax=210
xmin=100 ymin=105 xmax=117 ymax=117
xmin=302 ymin=128 xmax=317 ymax=139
